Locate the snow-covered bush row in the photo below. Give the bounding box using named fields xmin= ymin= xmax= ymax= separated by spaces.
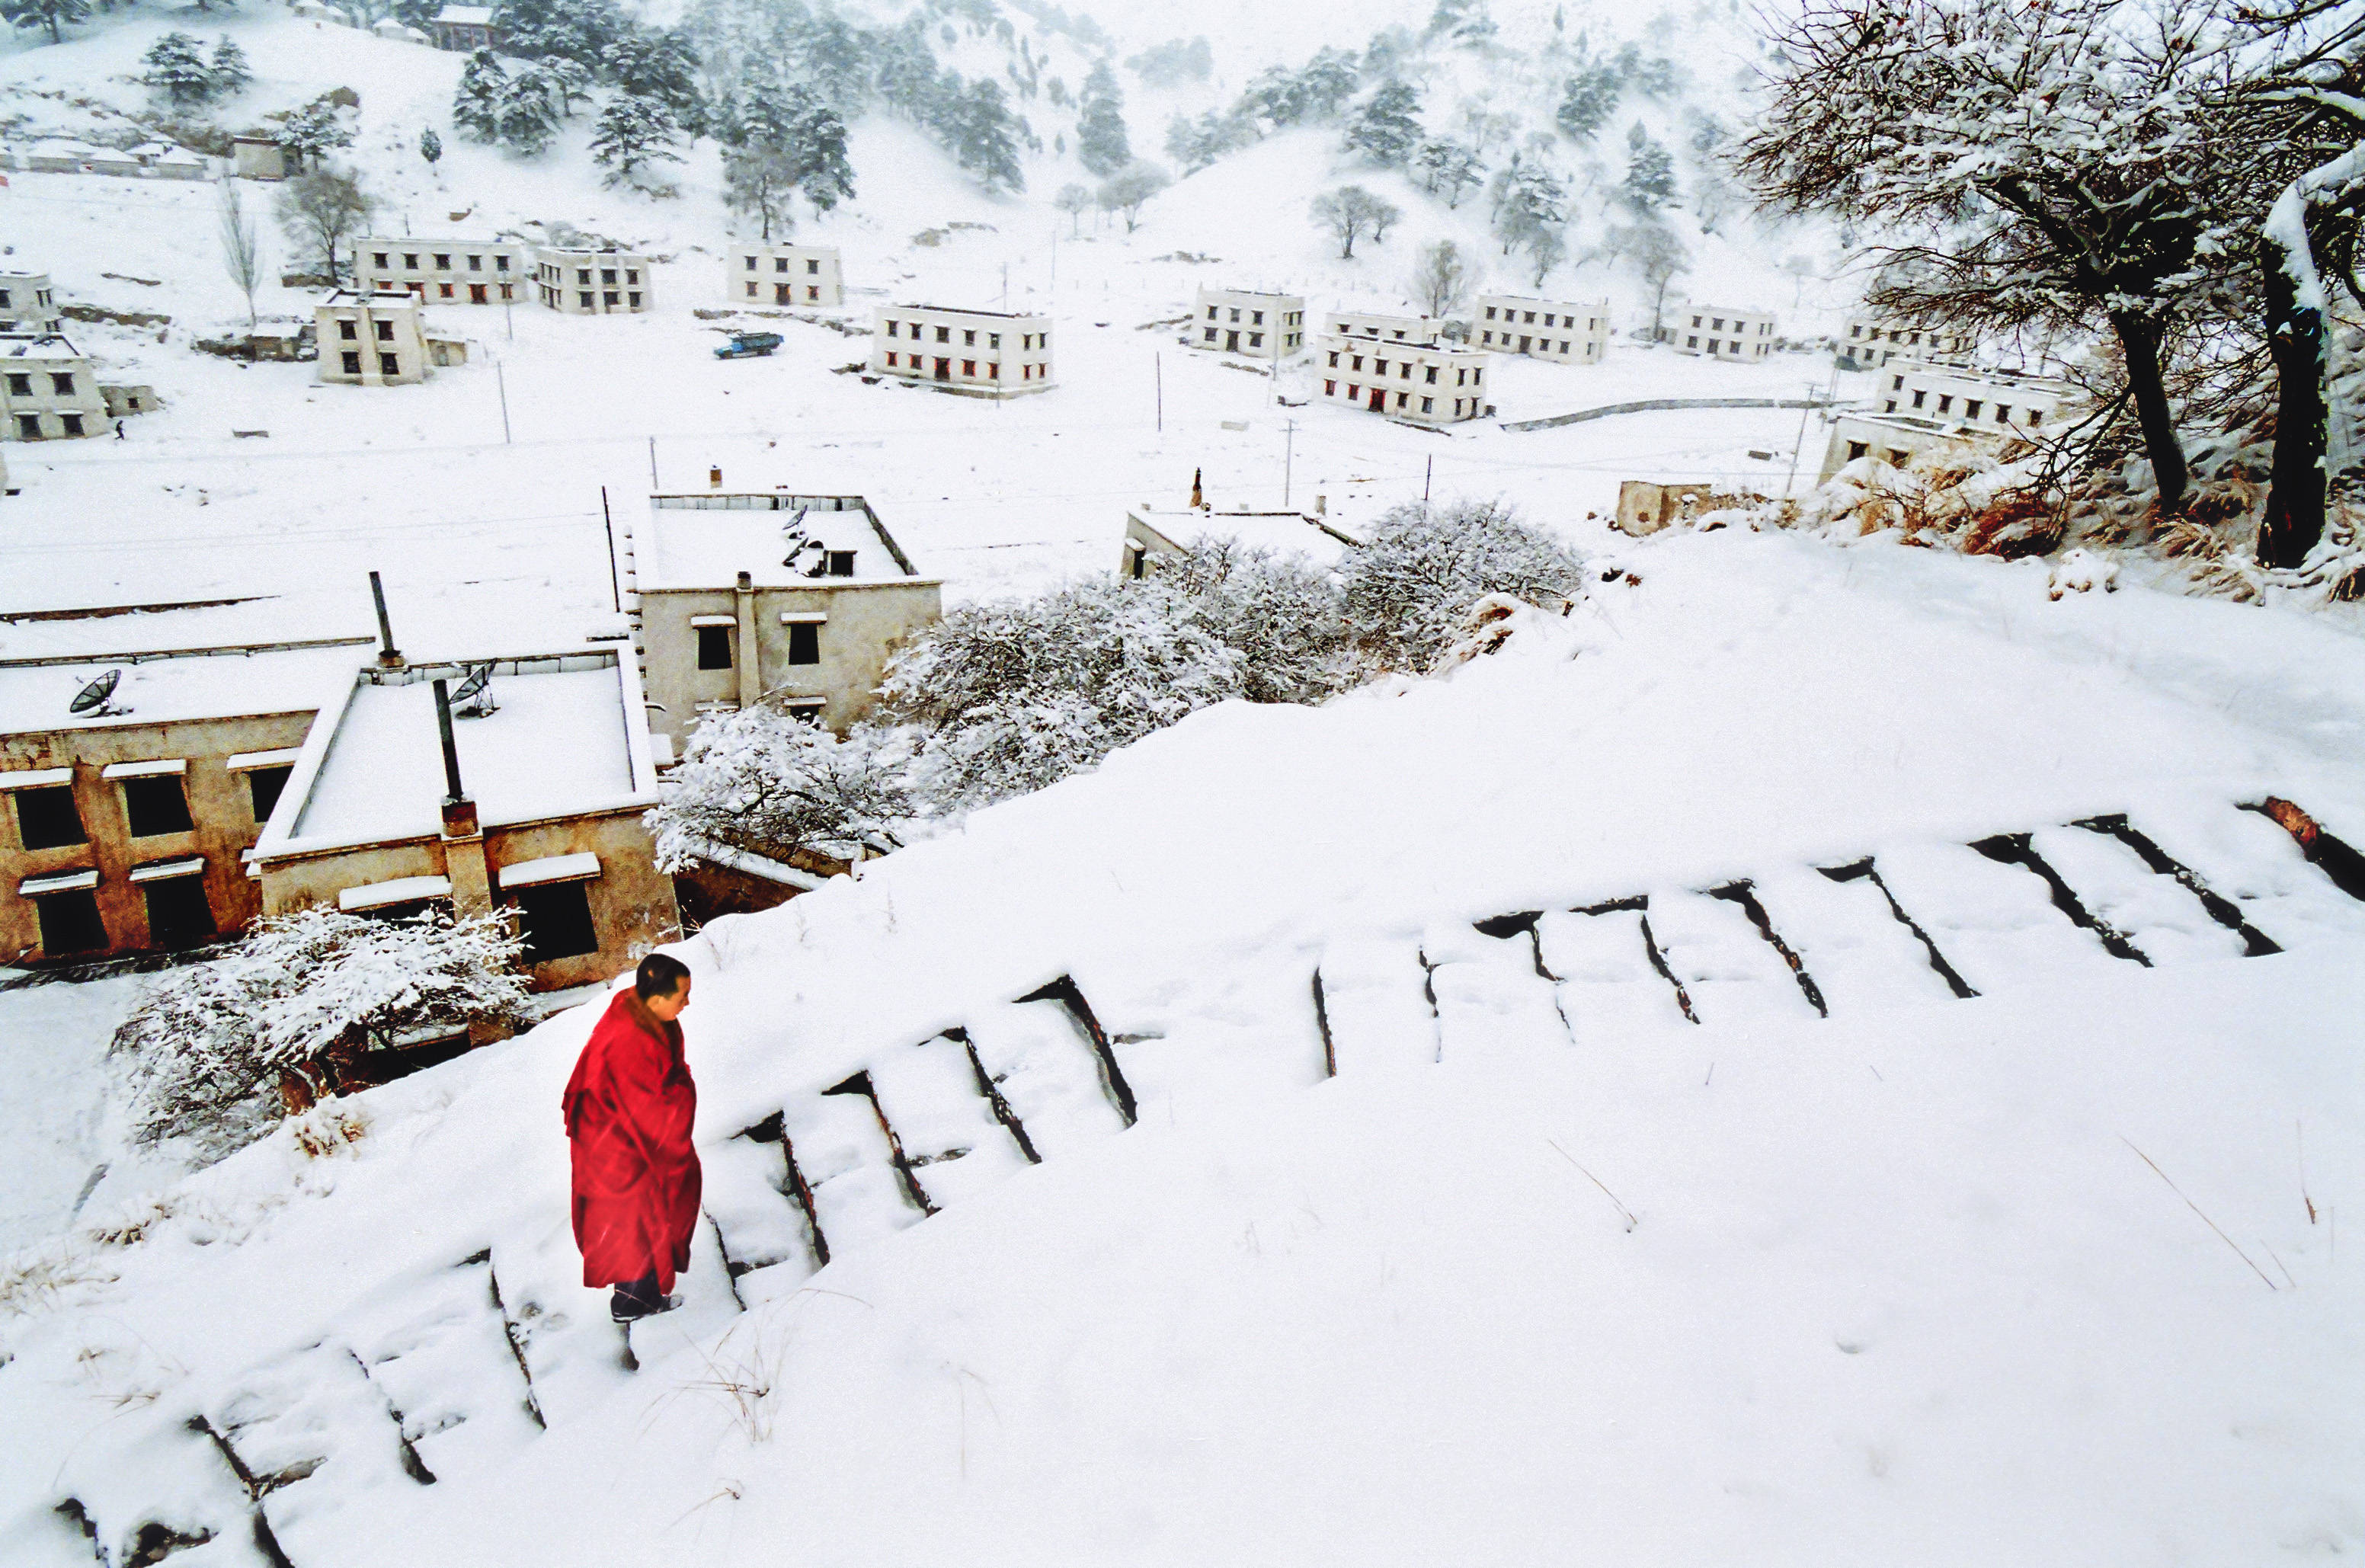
xmin=649 ymin=499 xmax=1592 ymax=870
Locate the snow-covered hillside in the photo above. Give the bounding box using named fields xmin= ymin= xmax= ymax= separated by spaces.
xmin=5 ymin=526 xmax=2363 ymax=1563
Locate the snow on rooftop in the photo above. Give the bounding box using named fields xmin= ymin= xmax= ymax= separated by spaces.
xmin=0 ymin=642 xmax=371 ymax=734
xmin=284 ymin=658 xmax=639 ymax=846
xmin=432 ymin=4 xmax=491 ymax=21
xmin=635 ymin=496 xmax=921 ymax=590
xmin=1 ymin=334 xmax=85 ymax=361
xmin=1134 ymin=507 xmax=1359 ymax=568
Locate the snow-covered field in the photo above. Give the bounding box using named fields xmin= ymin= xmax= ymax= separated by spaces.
xmin=5 ymin=0 xmax=2363 ymax=1558
xmin=5 ymin=527 xmax=2364 ymax=1563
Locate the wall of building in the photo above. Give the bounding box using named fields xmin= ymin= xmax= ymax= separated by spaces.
xmin=1315 ymin=334 xmax=1489 ymax=425
xmin=315 ymin=298 xmax=428 ymax=386
xmin=1 ymin=345 xmax=110 ymax=440
xmin=638 ymin=578 xmax=944 ymax=746
xmin=2 ymin=712 xmax=314 ymax=962
xmin=1840 ymin=318 xmax=1974 ymax=369
xmin=354 ymin=239 xmax=530 ymax=304
xmin=1474 ymin=295 xmax=1608 ymax=365
xmin=1674 ymin=309 xmax=1777 ymax=360
xmin=870 ymin=307 xmax=1053 ymax=395
xmin=726 ymin=245 xmax=845 ymax=309
xmin=257 ymin=808 xmax=676 ymax=992
xmin=1189 ymin=290 xmax=1304 ymax=360
xmin=1876 ymin=364 xmax=2068 ymax=434
xmin=0 ymin=276 xmax=60 ymax=335
xmin=536 ymin=253 xmax=652 ymax=314
xmin=1323 ymin=310 xmax=1441 ymax=344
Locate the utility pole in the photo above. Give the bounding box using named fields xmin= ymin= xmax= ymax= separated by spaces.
xmin=648 ymin=435 xmax=658 ymax=491
xmin=1784 ymin=380 xmax=1816 ymax=496
xmin=495 ymin=359 xmax=511 ymax=444
xmin=1282 ymin=418 xmax=1298 ymax=508
xmin=504 ymin=296 xmax=513 ymax=342
xmin=1424 ymin=454 xmax=1432 ymax=504
xmin=600 ymin=486 xmax=621 ymax=613
xmin=1155 ymin=352 xmax=1163 ymax=434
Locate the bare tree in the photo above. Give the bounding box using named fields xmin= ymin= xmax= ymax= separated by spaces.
xmin=1054 ymin=181 xmax=1092 ymax=235
xmin=1409 ymin=238 xmax=1474 ymax=317
xmin=1607 ymin=222 xmax=1688 ymax=343
xmin=1311 ymin=185 xmax=1400 ymax=259
xmin=1524 ymin=227 xmax=1567 ymax=287
xmin=274 ymin=167 xmax=376 ymax=283
xmin=218 ymin=176 xmax=264 ymax=328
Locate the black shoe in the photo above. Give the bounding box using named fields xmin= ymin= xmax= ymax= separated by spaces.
xmin=610 ymin=1279 xmax=682 ymax=1323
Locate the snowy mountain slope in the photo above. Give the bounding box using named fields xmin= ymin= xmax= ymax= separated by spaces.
xmin=5 ymin=527 xmax=2363 ymax=1563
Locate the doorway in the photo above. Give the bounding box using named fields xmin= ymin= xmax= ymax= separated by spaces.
xmin=1368 ymin=387 xmax=1386 ymax=411
xmin=1225 ymin=330 xmax=1239 ymax=352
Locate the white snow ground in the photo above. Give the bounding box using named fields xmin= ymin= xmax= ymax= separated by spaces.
xmin=4 ymin=529 xmax=2363 ymax=1563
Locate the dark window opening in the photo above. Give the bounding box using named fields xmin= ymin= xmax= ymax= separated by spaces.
xmin=826 ymin=551 xmax=855 ymax=578
xmin=247 ymin=765 xmax=293 ymax=823
xmin=513 ymin=881 xmax=598 ymax=963
xmin=143 ymin=876 xmax=214 ymax=946
xmin=34 ymin=890 xmax=106 ymax=955
xmin=121 ymin=775 xmax=194 ymax=837
xmin=696 ymin=625 xmax=733 ymax=670
xmin=15 ymin=785 xmax=85 ymax=850
xmin=787 ymin=622 xmax=821 ymax=664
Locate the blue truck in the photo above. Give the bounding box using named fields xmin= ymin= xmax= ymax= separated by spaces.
xmin=713 ymin=331 xmax=783 ymax=360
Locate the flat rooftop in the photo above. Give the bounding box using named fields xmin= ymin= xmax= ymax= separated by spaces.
xmin=0 ymin=641 xmax=372 ymax=735
xmin=883 ymin=303 xmax=1048 ymax=322
xmin=277 ymin=652 xmax=648 ymax=851
xmin=2 ymin=334 xmax=85 ymax=362
xmin=1133 ymin=508 xmax=1362 ymax=569
xmin=636 ymin=494 xmax=925 ymax=590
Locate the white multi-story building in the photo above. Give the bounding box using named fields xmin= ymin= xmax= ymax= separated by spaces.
xmin=726 ymin=244 xmax=843 ymax=309
xmin=870 ymin=306 xmax=1053 ymax=396
xmin=315 ymin=291 xmax=430 ymax=386
xmin=1473 ymin=293 xmax=1608 ymax=365
xmin=354 ymin=238 xmax=531 ymax=305
xmin=1675 ymin=306 xmax=1778 ymax=361
xmin=1839 ymin=317 xmax=1975 ymax=370
xmin=1874 ymin=361 xmax=2073 ymax=436
xmin=0 ymin=274 xmax=60 ymax=336
xmin=1189 ymin=288 xmax=1305 ymax=360
xmin=1315 ymin=332 xmax=1490 ymax=426
xmin=534 ymin=248 xmax=652 ymax=315
xmin=1323 ymin=307 xmax=1446 ymax=345
xmin=2 ymin=335 xmax=110 ymax=440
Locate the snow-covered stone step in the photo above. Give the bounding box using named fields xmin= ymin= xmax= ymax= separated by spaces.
xmin=488 ymin=1227 xmax=638 ymax=1422
xmin=1535 ymin=905 xmax=1696 ymax=1039
xmin=2026 ymin=825 xmax=2254 ymax=966
xmin=2122 ymin=803 xmax=2365 ymax=951
xmin=342 ymin=1257 xmax=547 ymax=1478
xmin=1642 ymin=888 xmax=1823 ymax=1028
xmin=52 ymin=1401 xmax=283 ymax=1568
xmin=1870 ymin=840 xmax=2127 ymax=994
xmin=703 ymin=1125 xmax=823 ymax=1307
xmin=779 ymin=1089 xmax=927 ymax=1261
xmin=1422 ymin=921 xmax=1570 ymax=1058
xmin=1313 ymin=936 xmax=1439 ymax=1071
xmin=868 ymin=1032 xmax=1035 ymax=1208
xmin=965 ymin=995 xmax=1132 ymax=1157
xmin=207 ymin=1342 xmax=434 ymax=1563
xmin=1746 ymin=865 xmax=1967 ymax=1010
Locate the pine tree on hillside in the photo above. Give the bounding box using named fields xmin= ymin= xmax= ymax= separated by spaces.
xmin=497 ymin=67 xmax=563 ymax=155
xmin=796 ymin=11 xmax=870 ymax=116
xmin=453 ymin=49 xmax=507 ymax=142
xmin=940 ymin=76 xmax=1024 ymax=193
xmin=789 ymin=91 xmax=854 ymax=210
xmin=208 ymin=34 xmax=251 ymax=95
xmin=724 ymin=144 xmax=797 ymax=240
xmin=280 ymin=99 xmax=357 ymax=158
xmin=875 ymin=14 xmax=941 ymax=118
xmin=418 ymin=126 xmax=442 ymax=168
xmin=1414 ymin=139 xmax=1484 ymax=208
xmin=1076 ymin=58 xmax=1130 ymax=176
xmin=1295 ymin=46 xmax=1362 ymax=120
xmin=1345 ymin=80 xmax=1423 ymax=168
xmin=1492 ymin=153 xmax=1568 ymax=257
xmin=142 ymin=31 xmax=216 ymax=106
xmin=543 ymin=56 xmax=594 ymax=119
xmin=1555 ymin=58 xmax=1621 ymax=142
xmin=1620 ymin=121 xmax=1675 ymax=212
xmin=4 ymin=0 xmax=93 ymax=46
xmin=590 ymin=95 xmax=683 ymax=187
xmin=606 ymin=29 xmax=706 ymax=135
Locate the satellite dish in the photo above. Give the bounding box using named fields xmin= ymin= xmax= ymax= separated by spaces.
xmin=450 ymin=661 xmax=499 ymax=718
xmin=69 ymin=667 xmax=127 ymax=717
xmin=779 ymin=507 xmax=810 ymax=567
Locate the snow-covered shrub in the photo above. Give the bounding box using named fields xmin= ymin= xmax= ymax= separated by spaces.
xmin=1157 ymin=536 xmax=1352 ymax=704
xmin=109 ymin=907 xmax=532 ymax=1158
xmin=879 ymin=577 xmax=1245 ymax=809
xmin=646 ymin=702 xmax=912 ymax=872
xmin=1342 ymin=499 xmax=1591 ymax=673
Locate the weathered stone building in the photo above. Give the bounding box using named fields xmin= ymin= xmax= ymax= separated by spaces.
xmin=870 ymin=305 xmax=1053 ymax=395
xmin=2 ymin=334 xmax=111 ymax=440
xmin=1189 ymin=287 xmax=1305 ymax=360
xmin=354 ymin=238 xmax=530 ymax=305
xmin=623 ymin=491 xmax=942 ymax=749
xmin=1315 ymin=331 xmax=1491 ymax=426
xmin=315 ymin=291 xmax=431 ymax=386
xmin=1474 ymin=293 xmax=1608 ymax=366
xmin=0 ymin=273 xmax=60 ymax=336
xmin=1675 ymin=306 xmax=1778 ymax=361
xmin=534 ymin=248 xmax=652 ymax=314
xmin=726 ymin=243 xmax=843 ymax=309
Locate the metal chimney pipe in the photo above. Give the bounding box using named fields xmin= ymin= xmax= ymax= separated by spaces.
xmin=431 ymin=677 xmax=467 ymax=805
xmin=369 ymin=571 xmax=402 ymax=665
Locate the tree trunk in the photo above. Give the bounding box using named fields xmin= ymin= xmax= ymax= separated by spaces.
xmin=2107 ymin=310 xmax=2190 ymax=514
xmin=2256 ymin=234 xmax=2328 ymax=569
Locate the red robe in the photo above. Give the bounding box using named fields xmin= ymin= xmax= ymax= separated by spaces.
xmin=562 ymin=990 xmax=702 ymax=1293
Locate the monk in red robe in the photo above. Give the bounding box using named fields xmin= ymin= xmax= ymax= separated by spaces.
xmin=562 ymin=952 xmax=701 ymax=1323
